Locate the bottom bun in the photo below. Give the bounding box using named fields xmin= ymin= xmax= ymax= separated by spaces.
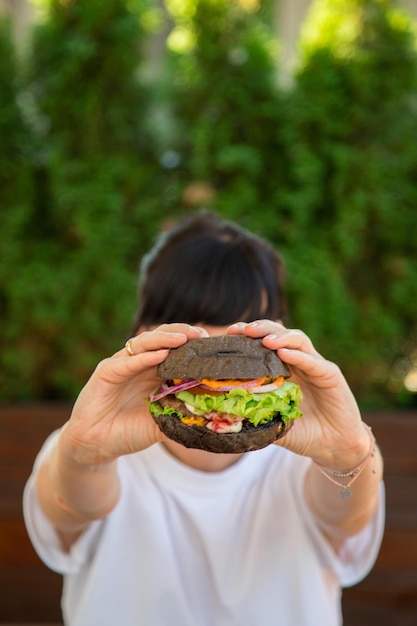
xmin=152 ymin=412 xmax=294 ymax=454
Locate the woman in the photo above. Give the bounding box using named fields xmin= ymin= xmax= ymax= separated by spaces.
xmin=24 ymin=211 xmax=384 ymax=626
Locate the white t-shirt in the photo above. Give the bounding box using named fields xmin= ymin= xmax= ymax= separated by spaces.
xmin=23 ymin=432 xmax=385 ymax=626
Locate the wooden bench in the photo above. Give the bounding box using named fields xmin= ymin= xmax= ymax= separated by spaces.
xmin=1 ymin=405 xmax=416 ymax=624
xmin=0 ymin=405 xmax=67 ymax=624
xmin=342 ymin=411 xmax=417 ymax=625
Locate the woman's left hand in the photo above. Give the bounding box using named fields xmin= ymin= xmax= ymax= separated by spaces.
xmin=227 ymin=320 xmax=370 ymax=468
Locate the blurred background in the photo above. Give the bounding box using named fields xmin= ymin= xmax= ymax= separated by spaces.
xmin=0 ymin=0 xmax=416 ymax=624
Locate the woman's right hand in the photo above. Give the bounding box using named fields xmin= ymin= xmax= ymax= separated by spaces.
xmin=59 ymin=324 xmax=209 ymax=468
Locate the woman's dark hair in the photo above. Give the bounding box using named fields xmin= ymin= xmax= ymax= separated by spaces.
xmin=132 ymin=211 xmax=288 ymax=331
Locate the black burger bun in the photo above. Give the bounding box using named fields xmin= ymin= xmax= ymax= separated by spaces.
xmin=157 ymin=334 xmax=291 ymax=380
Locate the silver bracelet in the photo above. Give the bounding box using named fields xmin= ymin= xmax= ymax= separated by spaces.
xmin=312 ymin=424 xmax=377 ymax=498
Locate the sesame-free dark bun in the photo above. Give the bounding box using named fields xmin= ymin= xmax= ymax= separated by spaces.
xmin=152 ymin=410 xmax=293 ymax=453
xmin=157 ymin=334 xmax=290 ymax=380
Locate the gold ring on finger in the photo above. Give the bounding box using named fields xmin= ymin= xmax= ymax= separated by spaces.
xmin=125 ymin=338 xmax=136 ymax=356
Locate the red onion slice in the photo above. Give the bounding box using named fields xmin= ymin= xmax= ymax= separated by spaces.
xmin=149 ymin=379 xmax=200 ymax=402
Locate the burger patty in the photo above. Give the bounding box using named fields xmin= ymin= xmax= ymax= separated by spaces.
xmin=158 ymin=394 xmax=194 ymax=417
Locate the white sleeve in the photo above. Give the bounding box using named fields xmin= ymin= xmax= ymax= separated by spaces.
xmin=291 ymin=457 xmax=385 ymax=588
xmin=23 ymin=430 xmax=104 ymax=575
xmin=336 ymin=482 xmax=385 ymax=587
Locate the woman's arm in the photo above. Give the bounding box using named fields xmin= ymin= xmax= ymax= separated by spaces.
xmin=34 ymin=324 xmax=208 ymax=550
xmin=305 ymin=429 xmax=383 ymax=551
xmin=227 ymin=320 xmax=384 ymax=550
xmin=35 ymin=426 xmax=121 ymax=550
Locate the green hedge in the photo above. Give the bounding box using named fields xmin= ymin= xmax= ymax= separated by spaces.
xmin=162 ymin=0 xmax=288 ymax=221
xmin=0 ymin=0 xmax=416 ymax=406
xmin=0 ymin=2 xmax=164 ymax=399
xmin=279 ymin=0 xmax=417 ymax=404
xmin=0 ymin=18 xmax=36 ymax=398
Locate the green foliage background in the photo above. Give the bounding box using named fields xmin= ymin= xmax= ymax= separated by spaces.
xmin=1 ymin=0 xmax=416 ymax=406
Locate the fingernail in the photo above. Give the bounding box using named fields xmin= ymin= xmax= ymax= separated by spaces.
xmin=190 ymin=326 xmax=209 ymax=337
xmin=229 ymin=322 xmax=247 ymax=329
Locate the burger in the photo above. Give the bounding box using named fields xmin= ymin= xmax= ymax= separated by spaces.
xmin=148 ymin=335 xmax=303 ymax=453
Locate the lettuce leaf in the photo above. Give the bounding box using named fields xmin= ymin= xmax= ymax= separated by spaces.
xmin=173 ymin=381 xmax=303 ymax=427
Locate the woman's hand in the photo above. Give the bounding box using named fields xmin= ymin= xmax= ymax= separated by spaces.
xmin=227 ymin=320 xmax=370 ymax=469
xmin=60 ymin=324 xmax=209 ymax=467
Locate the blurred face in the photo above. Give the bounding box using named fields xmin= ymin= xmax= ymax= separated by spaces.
xmin=200 ymin=325 xmax=231 ymax=337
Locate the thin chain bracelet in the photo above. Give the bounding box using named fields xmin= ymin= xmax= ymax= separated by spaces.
xmin=312 ymin=424 xmax=377 ymax=498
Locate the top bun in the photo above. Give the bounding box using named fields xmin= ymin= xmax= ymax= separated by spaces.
xmin=157 ymin=335 xmax=290 ymax=380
